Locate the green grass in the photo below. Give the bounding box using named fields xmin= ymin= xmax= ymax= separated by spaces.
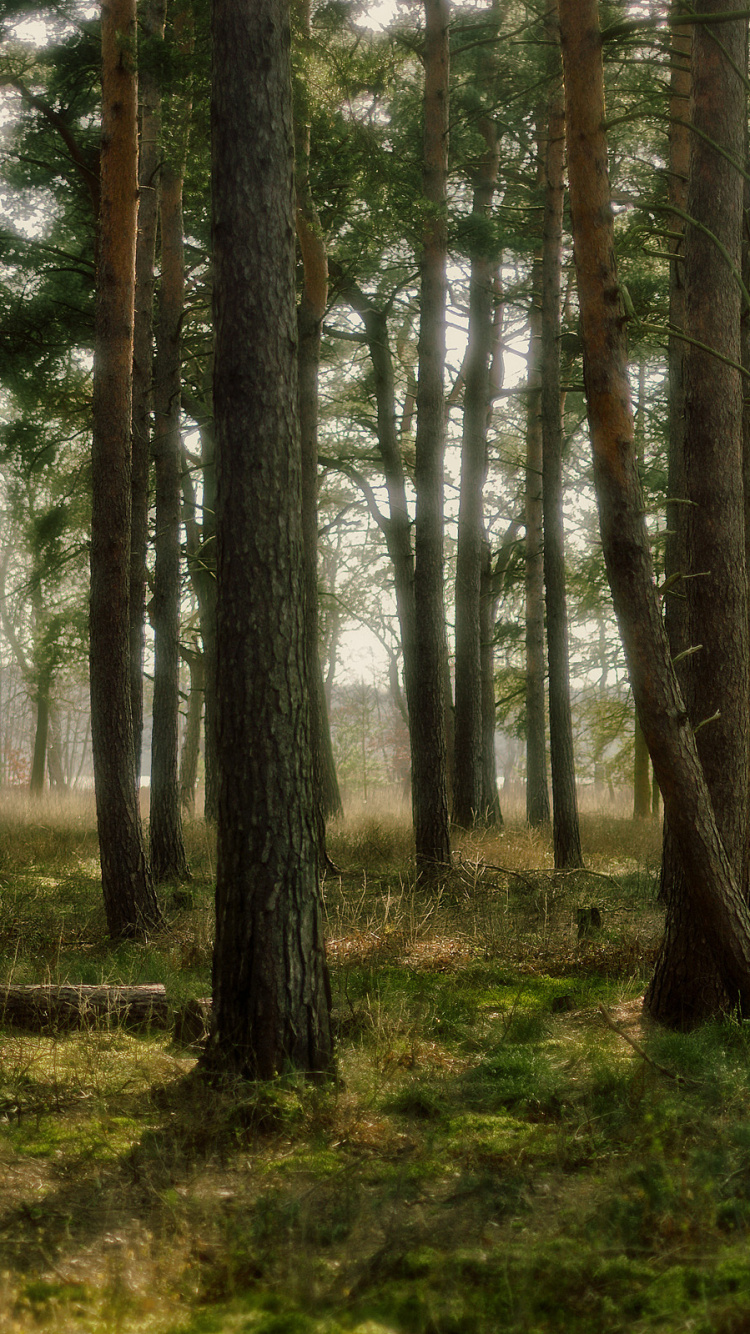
xmin=4 ymin=796 xmax=750 ymax=1332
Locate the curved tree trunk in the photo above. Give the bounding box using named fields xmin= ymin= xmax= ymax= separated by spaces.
xmin=560 ymin=0 xmax=750 ymax=1020
xmin=412 ymin=0 xmax=451 ymax=877
xmin=540 ymin=3 xmax=582 ymax=869
xmin=203 ymin=0 xmax=332 ymax=1079
xmin=91 ymin=0 xmax=161 ymax=938
xmin=130 ymin=0 xmax=166 ymax=786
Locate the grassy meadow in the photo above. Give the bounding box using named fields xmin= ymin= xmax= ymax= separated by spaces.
xmin=1 ymin=795 xmax=750 ymax=1332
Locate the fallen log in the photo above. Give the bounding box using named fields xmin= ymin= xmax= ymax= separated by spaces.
xmin=0 ymin=984 xmax=171 ymax=1032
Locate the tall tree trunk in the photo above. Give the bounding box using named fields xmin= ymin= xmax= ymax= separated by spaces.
xmin=91 ymin=0 xmax=161 ymax=938
xmin=541 ymin=2 xmax=582 ymax=869
xmin=294 ymin=7 xmax=343 ymax=829
xmin=560 ymin=0 xmax=750 ymax=1019
xmin=412 ymin=0 xmax=451 ymax=876
xmin=479 ymin=536 xmax=507 ymax=825
xmin=633 ymin=362 xmax=652 ymax=820
xmin=525 ymin=239 xmax=551 ymax=828
xmin=130 ymin=0 xmax=166 ymax=786
xmin=179 ymin=646 xmax=203 ymax=816
xmin=453 ymin=116 xmax=499 ymax=827
xmin=150 ymin=158 xmax=189 ymax=882
xmin=649 ymin=2 xmax=749 ymax=1025
xmin=203 ymin=0 xmax=332 ymax=1079
xmin=181 ymin=415 xmax=218 ymax=820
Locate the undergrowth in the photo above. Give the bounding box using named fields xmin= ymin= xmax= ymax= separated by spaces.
xmin=2 ymin=795 xmax=750 ymax=1332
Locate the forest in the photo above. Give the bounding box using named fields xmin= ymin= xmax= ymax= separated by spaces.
xmin=2 ymin=0 xmax=750 ymax=1329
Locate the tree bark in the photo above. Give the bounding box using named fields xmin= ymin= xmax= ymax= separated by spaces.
xmin=203 ymin=0 xmax=332 ymax=1079
xmin=150 ymin=158 xmax=189 ymax=882
xmin=179 ymin=646 xmax=203 ymax=816
xmin=649 ymin=2 xmax=749 ymax=1024
xmin=453 ymin=116 xmax=499 ymax=827
xmin=540 ymin=1 xmax=582 ymax=868
xmin=525 ymin=239 xmax=551 ymax=828
xmin=130 ymin=0 xmax=166 ymax=786
xmin=412 ymin=0 xmax=451 ymax=876
xmin=560 ymin=0 xmax=750 ymax=1020
xmin=633 ymin=709 xmax=652 ymax=818
xmin=181 ymin=411 xmax=218 ymax=820
xmin=29 ymin=671 xmax=50 ymax=796
xmin=91 ymin=0 xmax=161 ymax=938
xmin=0 ymin=984 xmax=170 ymax=1032
xmin=295 ymin=28 xmax=343 ymax=829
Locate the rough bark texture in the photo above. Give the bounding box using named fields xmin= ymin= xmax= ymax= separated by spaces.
xmin=130 ymin=0 xmax=166 ymax=786
xmin=649 ymin=1 xmax=748 ymax=1025
xmin=525 ymin=241 xmax=551 ymax=828
xmin=453 ymin=117 xmax=498 ymax=827
xmin=411 ymin=0 xmax=451 ymax=876
xmin=150 ymin=161 xmax=189 ymax=882
xmin=479 ymin=540 xmax=503 ymax=824
xmin=91 ymin=0 xmax=161 ymax=939
xmin=203 ymin=0 xmax=332 ymax=1079
xmin=540 ymin=3 xmax=582 ymax=869
xmin=560 ymin=0 xmax=750 ymax=1020
xmin=0 ymin=984 xmax=170 ymax=1032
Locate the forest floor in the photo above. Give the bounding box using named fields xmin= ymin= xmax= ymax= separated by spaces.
xmin=1 ymin=795 xmax=750 ymax=1333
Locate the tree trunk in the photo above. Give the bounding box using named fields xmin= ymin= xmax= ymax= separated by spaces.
xmin=540 ymin=3 xmax=582 ymax=869
xmin=479 ymin=538 xmax=503 ymax=824
xmin=179 ymin=647 xmax=203 ymax=816
xmin=295 ymin=42 xmax=343 ymax=829
xmin=633 ymin=709 xmax=652 ymax=818
xmin=412 ymin=0 xmax=451 ymax=876
xmin=181 ymin=413 xmax=218 ymax=821
xmin=453 ymin=116 xmax=499 ymax=827
xmin=203 ymin=0 xmax=332 ymax=1079
xmin=649 ymin=2 xmax=749 ymax=1024
xmin=560 ymin=0 xmax=750 ymax=1019
xmin=90 ymin=0 xmax=161 ymax=939
xmin=29 ymin=671 xmax=50 ymax=796
xmin=0 ymin=984 xmax=171 ymax=1032
xmin=130 ymin=0 xmax=166 ymax=786
xmin=150 ymin=159 xmax=189 ymax=882
xmin=525 ymin=240 xmax=550 ymax=828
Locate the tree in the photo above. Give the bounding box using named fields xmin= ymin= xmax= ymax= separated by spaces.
xmin=560 ymin=0 xmax=750 ymax=1017
xmin=90 ymin=0 xmax=161 ymax=938
xmin=149 ymin=0 xmax=192 ymax=883
xmin=203 ymin=0 xmax=332 ymax=1079
xmin=412 ymin=0 xmax=451 ymax=876
xmin=540 ymin=0 xmax=582 ymax=868
xmin=647 ymin=0 xmax=749 ymax=1024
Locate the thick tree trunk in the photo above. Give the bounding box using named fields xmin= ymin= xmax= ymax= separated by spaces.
xmin=649 ymin=3 xmax=749 ymax=1024
xmin=525 ymin=244 xmax=551 ymax=828
xmin=179 ymin=647 xmax=203 ymax=816
xmin=0 ymin=984 xmax=171 ymax=1032
xmin=540 ymin=5 xmax=582 ymax=869
xmin=412 ymin=0 xmax=451 ymax=876
xmin=130 ymin=0 xmax=166 ymax=786
xmin=90 ymin=0 xmax=161 ymax=939
xmin=453 ymin=117 xmax=499 ymax=827
xmin=203 ymin=0 xmax=332 ymax=1079
xmin=560 ymin=0 xmax=750 ymax=1019
xmin=150 ymin=161 xmax=189 ymax=882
